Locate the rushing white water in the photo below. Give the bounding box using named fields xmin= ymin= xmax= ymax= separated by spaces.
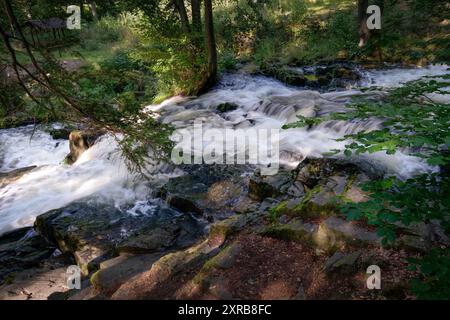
xmin=361 ymin=63 xmax=450 ymax=88
xmin=0 ymin=64 xmax=448 ymax=234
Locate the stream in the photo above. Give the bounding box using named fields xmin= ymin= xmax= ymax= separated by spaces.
xmin=0 ymin=64 xmax=449 ymax=236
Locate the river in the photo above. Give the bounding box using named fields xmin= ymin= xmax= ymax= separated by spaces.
xmin=0 ymin=63 xmax=448 ymax=235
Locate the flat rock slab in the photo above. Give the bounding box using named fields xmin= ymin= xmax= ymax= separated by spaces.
xmin=91 ymin=252 xmax=162 ymax=297
xmin=35 ymin=201 xmax=206 ymax=275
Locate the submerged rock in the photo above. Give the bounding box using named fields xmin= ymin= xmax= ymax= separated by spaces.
xmin=0 ymin=166 xmax=37 ymax=188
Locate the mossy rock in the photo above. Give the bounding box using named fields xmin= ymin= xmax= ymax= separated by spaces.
xmin=216 ymin=102 xmax=239 ymax=113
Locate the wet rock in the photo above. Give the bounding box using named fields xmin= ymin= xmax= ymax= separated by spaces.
xmin=286 ymin=181 xmax=305 ymax=197
xmin=217 ymin=102 xmax=239 ymax=113
xmin=248 ymin=178 xmax=279 ymax=201
xmin=34 ymin=201 xmax=206 ymax=275
xmin=0 ymin=227 xmax=56 ymax=284
xmin=260 ymin=63 xmax=307 ymax=87
xmin=324 ymin=251 xmax=362 ymax=275
xmin=166 ymin=195 xmax=203 ymax=215
xmin=160 ymin=165 xmax=248 ymax=220
xmin=248 ymin=171 xmax=294 ymax=201
xmin=65 ymin=130 xmax=103 ymax=164
xmin=296 ymin=158 xmax=338 ymax=188
xmin=49 ymin=128 xmax=72 ymax=140
xmin=0 ymin=166 xmax=37 ymax=188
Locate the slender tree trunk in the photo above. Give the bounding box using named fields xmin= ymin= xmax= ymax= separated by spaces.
xmin=203 ymin=0 xmax=217 ymax=90
xmin=87 ymin=1 xmax=98 ymax=22
xmin=358 ymin=0 xmax=369 ymax=47
xmin=174 ymin=0 xmax=190 ymax=33
xmin=191 ymin=0 xmax=201 ymax=32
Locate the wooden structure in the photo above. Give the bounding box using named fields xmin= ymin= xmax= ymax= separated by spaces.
xmin=22 ymin=18 xmax=67 ymax=47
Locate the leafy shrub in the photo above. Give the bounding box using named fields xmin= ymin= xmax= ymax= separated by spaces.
xmin=283 ymin=74 xmax=450 ymax=298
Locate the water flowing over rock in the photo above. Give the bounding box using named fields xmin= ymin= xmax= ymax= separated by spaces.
xmin=65 ymin=130 xmax=103 ymax=164
xmin=0 ymin=166 xmax=36 ymax=188
xmin=0 ymin=64 xmax=448 ymax=299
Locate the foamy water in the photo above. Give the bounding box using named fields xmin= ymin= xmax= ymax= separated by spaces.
xmin=0 ymin=64 xmax=448 ymax=234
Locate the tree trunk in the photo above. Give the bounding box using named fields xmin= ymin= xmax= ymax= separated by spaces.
xmin=358 ymin=0 xmax=369 ymax=47
xmin=203 ymin=0 xmax=217 ymax=90
xmin=191 ymin=0 xmax=201 ymax=32
xmin=174 ymin=0 xmax=190 ymax=33
xmin=87 ymin=1 xmax=99 ymax=22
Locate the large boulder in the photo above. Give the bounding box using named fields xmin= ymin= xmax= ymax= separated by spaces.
xmin=158 ymin=165 xmax=249 ymax=221
xmin=34 ymin=201 xmax=206 ymax=275
xmin=65 ymin=130 xmax=103 ymax=164
xmin=110 ymin=212 xmax=255 ymax=299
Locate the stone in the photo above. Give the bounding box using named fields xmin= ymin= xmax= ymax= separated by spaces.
xmin=65 ymin=130 xmax=103 ymax=164
xmin=160 ymin=164 xmax=249 ymax=219
xmin=166 ymin=195 xmax=203 ymax=215
xmin=209 ymin=213 xmax=255 ymax=241
xmin=49 ymin=128 xmax=71 ymax=140
xmin=322 ymin=216 xmax=381 ymax=246
xmin=0 ymin=166 xmax=37 ymax=188
xmin=397 ymin=235 xmax=430 ymax=252
xmin=207 ymin=243 xmax=242 ymax=270
xmin=248 ymin=171 xmax=294 ymax=201
xmin=292 ymin=286 xmax=306 ymax=300
xmin=90 ymin=253 xmax=161 ymax=297
xmin=208 ymin=277 xmax=233 ymax=299
xmin=0 ymin=227 xmax=55 ymax=284
xmin=232 ymin=197 xmax=259 ymax=214
xmin=248 ymin=177 xmax=280 ymax=201
xmin=111 ymin=237 xmax=224 ymax=299
xmin=324 ymin=251 xmax=361 ymax=275
xmin=260 ymin=219 xmax=317 ymax=243
xmin=35 ymin=201 xmax=206 ymax=275
xmin=217 ymin=102 xmax=239 ymax=113
xmin=286 ymin=181 xmax=305 ymax=197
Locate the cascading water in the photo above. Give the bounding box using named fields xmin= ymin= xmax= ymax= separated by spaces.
xmin=0 ymin=64 xmax=448 ymax=235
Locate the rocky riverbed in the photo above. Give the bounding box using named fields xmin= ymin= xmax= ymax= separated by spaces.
xmin=0 ymin=63 xmax=449 ymax=299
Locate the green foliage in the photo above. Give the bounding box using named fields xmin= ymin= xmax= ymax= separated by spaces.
xmin=342 ymin=174 xmax=450 ymax=245
xmin=283 ymin=75 xmax=450 ymax=298
xmin=408 ymin=248 xmax=450 ymax=299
